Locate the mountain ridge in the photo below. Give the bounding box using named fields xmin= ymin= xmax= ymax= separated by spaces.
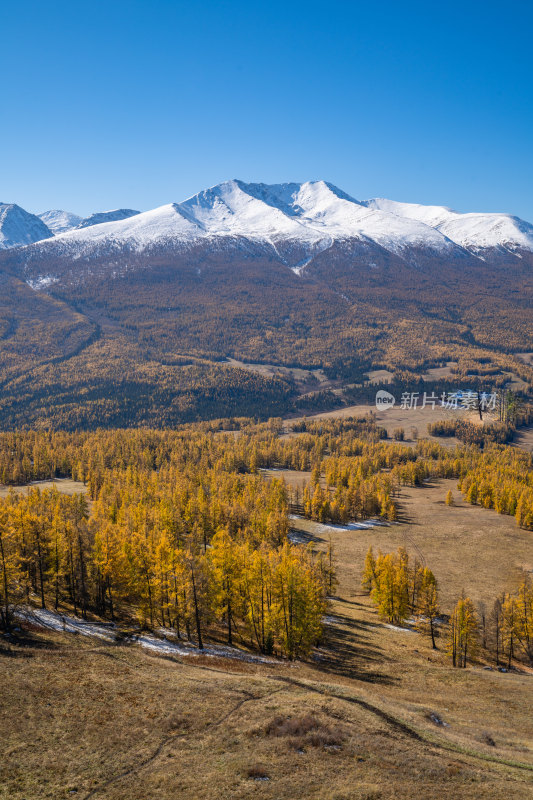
xmin=3 ymin=181 xmax=532 ymax=265
xmin=0 ymin=179 xmax=532 ymax=429
xmin=0 ymin=203 xmax=52 ymax=250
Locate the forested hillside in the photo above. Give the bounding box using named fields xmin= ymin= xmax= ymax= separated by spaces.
xmin=1 ymin=416 xmax=532 ymax=662
xmin=1 ymin=225 xmax=532 ymax=428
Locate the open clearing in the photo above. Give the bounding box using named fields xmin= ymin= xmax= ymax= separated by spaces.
xmin=288 ymin=401 xmax=480 ymax=442
xmin=0 ymin=478 xmax=87 ymax=499
xmin=516 ymin=352 xmax=533 ymax=366
xmin=513 ymin=425 xmax=533 ymax=454
xmin=366 ymin=369 xmax=395 ymax=384
xmin=2 ymin=476 xmax=532 ymax=800
xmin=289 ymin=477 xmax=533 ymax=613
xmin=225 ymin=357 xmax=331 ymax=390
xmin=3 ymin=622 xmax=532 ymax=800
xmin=421 ymin=361 xmax=457 ymax=380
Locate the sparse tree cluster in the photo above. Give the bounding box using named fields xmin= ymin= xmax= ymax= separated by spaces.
xmin=362 ymin=546 xmax=440 ymax=645
xmin=489 ymin=578 xmax=533 ymax=667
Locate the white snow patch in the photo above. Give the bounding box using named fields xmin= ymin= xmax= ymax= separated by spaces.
xmin=288 ymin=530 xmax=311 ymax=543
xmin=323 ymin=615 xmax=343 ymax=625
xmin=289 ymin=514 xmax=393 ymax=533
xmin=135 ymin=632 xmax=275 ymax=662
xmin=26 ymin=275 xmax=58 ymax=290
xmin=16 ymin=607 xmax=276 ymax=663
xmin=384 ymin=623 xmax=417 ymax=633
xmin=18 ymin=608 xmax=115 ymax=640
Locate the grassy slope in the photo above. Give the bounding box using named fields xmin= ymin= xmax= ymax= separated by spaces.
xmin=1 ymin=477 xmax=532 ymax=800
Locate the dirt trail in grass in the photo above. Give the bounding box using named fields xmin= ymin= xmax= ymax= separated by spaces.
xmin=3 ymin=473 xmax=533 ymax=798
xmin=83 ymin=686 xmax=286 ymax=800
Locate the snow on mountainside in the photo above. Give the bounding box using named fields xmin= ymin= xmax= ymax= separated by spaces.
xmin=239 ymin=181 xmax=458 ymax=256
xmin=365 ymin=198 xmax=533 ymax=253
xmin=40 ymin=204 xmax=205 ymax=255
xmin=76 ymin=209 xmax=141 ymax=229
xmin=27 ymin=181 xmax=466 ymax=266
xmin=9 ymin=182 xmax=533 ymax=271
xmin=38 ymin=209 xmax=83 ymax=234
xmin=0 ymin=204 xmax=52 ymax=249
xmin=178 ymin=180 xmax=323 ymax=244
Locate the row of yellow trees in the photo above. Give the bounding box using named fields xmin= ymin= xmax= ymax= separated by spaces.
xmin=448 ymin=583 xmax=533 ymax=669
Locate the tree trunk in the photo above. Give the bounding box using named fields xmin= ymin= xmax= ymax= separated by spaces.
xmin=78 ymin=535 xmax=87 ymax=619
xmin=430 ymin=616 xmax=436 ymax=649
xmin=36 ymin=535 xmax=46 ymax=610
xmin=107 ymin=579 xmax=114 ymax=621
xmin=190 ymin=566 xmax=203 ymax=650
xmin=227 ymin=581 xmax=232 ymax=646
xmin=0 ymin=532 xmax=10 ymax=631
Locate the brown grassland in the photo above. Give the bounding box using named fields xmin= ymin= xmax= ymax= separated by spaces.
xmin=0 ymin=478 xmax=87 ymax=500
xmin=1 ymin=468 xmax=532 ymax=800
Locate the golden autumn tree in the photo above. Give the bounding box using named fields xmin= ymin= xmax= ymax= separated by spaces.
xmin=209 ymin=526 xmax=241 ymax=645
xmin=0 ymin=507 xmax=22 ymax=630
xmin=273 ymin=542 xmax=325 ymax=659
xmin=448 ymin=594 xmax=478 ymax=667
xmin=416 ymin=567 xmax=440 ymax=648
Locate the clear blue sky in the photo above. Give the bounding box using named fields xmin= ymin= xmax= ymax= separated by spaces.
xmin=1 ymin=0 xmax=532 ymax=220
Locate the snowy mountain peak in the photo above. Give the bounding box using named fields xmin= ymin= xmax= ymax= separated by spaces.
xmin=0 ymin=203 xmax=52 ymax=250
xmin=76 ymin=209 xmax=141 ymax=229
xmin=5 ymin=182 xmax=533 ymax=269
xmin=178 ymin=181 xmax=322 ymax=242
xmin=228 ymin=180 xmax=359 ymax=217
xmin=365 ymin=197 xmax=533 ymax=253
xmin=38 ymin=209 xmax=83 ymax=235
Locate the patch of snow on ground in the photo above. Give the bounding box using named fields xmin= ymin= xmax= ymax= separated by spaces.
xmin=289 ymin=514 xmax=393 ymax=533
xmin=18 ymin=608 xmax=115 ymax=640
xmin=16 ymin=607 xmax=276 ymax=663
xmin=384 ymin=623 xmax=417 ymax=633
xmin=288 ymin=530 xmax=311 ymax=543
xmin=26 ymin=275 xmax=58 ymax=290
xmin=136 ymin=632 xmax=275 ymax=662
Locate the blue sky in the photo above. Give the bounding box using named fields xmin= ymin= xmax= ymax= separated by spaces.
xmin=1 ymin=0 xmax=532 ymax=219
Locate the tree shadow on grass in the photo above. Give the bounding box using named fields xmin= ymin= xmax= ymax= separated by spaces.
xmin=0 ymin=627 xmax=57 ymax=655
xmin=288 ymin=528 xmax=325 ymax=545
xmin=313 ymin=608 xmax=397 ymax=685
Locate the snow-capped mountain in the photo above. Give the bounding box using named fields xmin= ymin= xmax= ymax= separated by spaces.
xmin=38 ymin=210 xmax=83 ymax=235
xmin=0 ymin=204 xmax=52 ymax=250
xmin=76 ymin=209 xmax=140 ymax=229
xmin=364 ymin=198 xmax=533 ymax=254
xmin=3 ymin=182 xmax=532 ymax=287
xmin=15 ymin=181 xmax=473 ymax=268
xmin=36 ymin=208 xmax=141 ymax=236
xmin=18 ymin=180 xmax=533 ymax=266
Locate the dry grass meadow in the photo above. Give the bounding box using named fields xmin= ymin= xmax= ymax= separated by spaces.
xmin=2 ymin=468 xmax=533 ymax=800
xmin=290 ymin=401 xmax=486 ymax=442
xmin=0 ymin=478 xmax=87 ymax=500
